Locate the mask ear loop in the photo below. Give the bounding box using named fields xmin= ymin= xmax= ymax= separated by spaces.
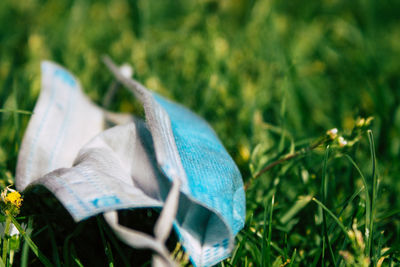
xmin=102 ymin=57 xmax=181 ymax=267
xmin=103 ymin=177 xmax=181 ymax=267
xmin=152 ymin=175 xmax=181 ymax=266
xmin=102 ymin=63 xmax=134 ymax=109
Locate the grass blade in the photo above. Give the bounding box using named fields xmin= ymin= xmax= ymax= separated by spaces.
xmin=261 ymin=194 xmax=274 ymax=267
xmin=0 ymin=109 xmax=32 ymax=115
xmin=230 ymin=214 xmax=253 ymax=266
xmin=63 ymin=221 xmax=85 ymax=267
xmin=46 ymin=221 xmax=61 ymax=267
xmin=312 ymin=198 xmax=348 ymax=237
xmin=328 ymin=186 xmax=365 ymax=235
xmin=368 ymin=130 xmax=377 ymax=262
xmin=321 ymin=146 xmax=336 ymax=265
xmin=97 ymin=217 xmax=115 ymax=267
xmin=267 ymin=195 xmax=275 ymax=267
xmin=9 ymin=215 xmax=53 ymax=267
xmin=230 ymin=234 xmax=247 ymax=266
xmin=99 ymin=216 xmax=130 ymax=267
xmin=70 ymin=245 xmax=84 ymax=267
xmin=261 ymin=200 xmax=268 ymax=267
xmin=288 ymin=249 xmax=297 ymax=267
xmin=343 ymin=154 xmax=371 ymax=252
xmin=21 ymin=217 xmax=33 ymax=267
xmin=280 ymin=195 xmax=312 ymax=225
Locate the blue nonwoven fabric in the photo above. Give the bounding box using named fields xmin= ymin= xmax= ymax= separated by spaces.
xmin=153 ymin=94 xmax=245 ymax=236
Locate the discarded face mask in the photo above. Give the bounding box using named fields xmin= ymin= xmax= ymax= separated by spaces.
xmin=16 ymin=57 xmax=246 ymax=267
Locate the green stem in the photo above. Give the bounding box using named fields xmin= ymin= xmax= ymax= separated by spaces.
xmin=2 ymin=215 xmax=11 ymax=265
xmin=245 ymin=136 xmax=328 ymax=190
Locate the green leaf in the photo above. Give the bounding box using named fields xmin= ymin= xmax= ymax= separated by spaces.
xmin=280 ymin=195 xmax=312 ymax=225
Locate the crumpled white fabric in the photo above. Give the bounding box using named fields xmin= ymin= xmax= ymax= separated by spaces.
xmin=16 ymin=57 xmax=245 ymax=267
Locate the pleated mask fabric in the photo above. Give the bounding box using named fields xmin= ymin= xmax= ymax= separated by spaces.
xmin=16 ymin=58 xmax=245 ymax=267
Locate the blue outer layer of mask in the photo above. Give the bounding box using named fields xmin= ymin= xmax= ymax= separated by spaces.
xmin=154 ymin=94 xmax=245 ymax=236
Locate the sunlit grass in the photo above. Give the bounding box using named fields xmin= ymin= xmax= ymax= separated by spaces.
xmin=1 ymin=0 xmax=400 ymax=266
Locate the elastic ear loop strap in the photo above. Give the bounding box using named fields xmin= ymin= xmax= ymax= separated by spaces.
xmin=103 ymin=178 xmax=181 ymax=267
xmin=103 ymin=57 xmax=182 ymax=267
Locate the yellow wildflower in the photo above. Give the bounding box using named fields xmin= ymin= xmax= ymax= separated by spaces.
xmin=4 ymin=191 xmax=23 ymax=208
xmin=1 ymin=186 xmax=23 ymax=216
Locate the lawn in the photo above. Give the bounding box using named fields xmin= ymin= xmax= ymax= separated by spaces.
xmin=1 ymin=0 xmax=400 ymax=266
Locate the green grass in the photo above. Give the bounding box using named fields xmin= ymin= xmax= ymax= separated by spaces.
xmin=1 ymin=0 xmax=400 ymax=266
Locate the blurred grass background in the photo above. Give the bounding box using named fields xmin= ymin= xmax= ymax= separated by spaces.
xmin=1 ymin=0 xmax=400 ymax=266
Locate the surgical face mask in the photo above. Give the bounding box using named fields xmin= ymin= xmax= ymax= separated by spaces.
xmin=16 ymin=57 xmax=245 ymax=267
